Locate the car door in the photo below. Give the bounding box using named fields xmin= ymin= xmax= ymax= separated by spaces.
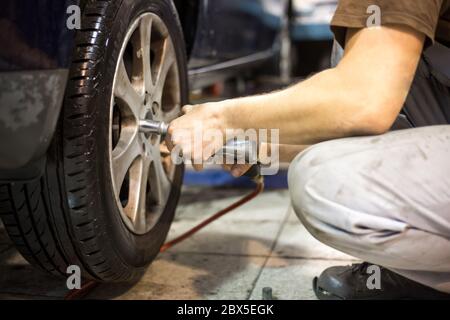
xmin=188 ymin=0 xmax=288 ymax=69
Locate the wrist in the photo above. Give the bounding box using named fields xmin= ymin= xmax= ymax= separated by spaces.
xmin=210 ymin=99 xmax=236 ymax=133
xmin=220 ymin=99 xmax=239 ymax=131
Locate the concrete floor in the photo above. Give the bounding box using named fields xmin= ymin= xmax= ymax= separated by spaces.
xmin=0 ymin=186 xmax=358 ymax=300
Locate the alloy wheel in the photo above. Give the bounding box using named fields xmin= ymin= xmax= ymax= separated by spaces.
xmin=109 ymin=13 xmax=181 ymax=235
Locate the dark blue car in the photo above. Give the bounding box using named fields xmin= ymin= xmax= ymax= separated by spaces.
xmin=0 ymin=0 xmax=289 ymax=281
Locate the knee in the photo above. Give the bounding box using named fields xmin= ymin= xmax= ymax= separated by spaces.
xmin=287 ymin=144 xmax=348 ymax=242
xmin=288 ymin=145 xmax=332 ymax=230
xmin=288 ymin=140 xmax=410 ymax=252
xmin=288 ymin=148 xmax=314 ymax=222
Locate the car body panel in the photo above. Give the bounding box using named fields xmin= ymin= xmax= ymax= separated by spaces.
xmin=0 ymin=0 xmax=77 ymax=71
xmin=0 ymin=69 xmax=68 ymax=171
xmin=188 ymin=0 xmax=286 ymax=68
xmin=0 ymin=0 xmax=77 ymax=179
xmin=188 ymin=0 xmax=288 ymax=88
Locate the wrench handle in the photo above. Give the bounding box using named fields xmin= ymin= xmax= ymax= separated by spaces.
xmin=221 ymin=140 xmax=262 ymax=180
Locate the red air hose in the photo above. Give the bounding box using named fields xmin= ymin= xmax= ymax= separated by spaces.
xmin=160 ymin=178 xmax=264 ymax=253
xmin=65 ymin=179 xmax=264 ymax=300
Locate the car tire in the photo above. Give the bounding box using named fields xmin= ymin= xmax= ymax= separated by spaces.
xmin=0 ymin=0 xmax=187 ymax=282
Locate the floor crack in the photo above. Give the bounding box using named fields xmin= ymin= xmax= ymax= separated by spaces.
xmin=246 ymin=207 xmax=291 ymax=300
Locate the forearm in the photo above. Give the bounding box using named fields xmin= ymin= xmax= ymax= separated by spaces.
xmin=220 ymin=67 xmax=382 ymax=145
xmin=169 ymin=26 xmax=424 ymax=166
xmin=260 ymin=143 xmax=308 ymax=163
xmin=218 ymin=27 xmax=423 ymax=146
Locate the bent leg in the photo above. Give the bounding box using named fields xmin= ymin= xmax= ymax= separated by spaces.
xmin=288 ymin=125 xmax=450 ymax=293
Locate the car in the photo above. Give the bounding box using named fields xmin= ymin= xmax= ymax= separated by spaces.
xmin=0 ymin=0 xmax=289 ymax=282
xmin=290 ymin=0 xmax=337 ymax=42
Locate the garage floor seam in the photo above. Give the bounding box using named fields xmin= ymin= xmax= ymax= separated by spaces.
xmin=246 ymin=208 xmax=291 ymax=300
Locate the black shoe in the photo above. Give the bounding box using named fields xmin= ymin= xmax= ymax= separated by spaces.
xmin=313 ymin=262 xmax=450 ymax=300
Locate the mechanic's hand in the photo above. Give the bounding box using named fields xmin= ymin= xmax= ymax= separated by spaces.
xmin=167 ymin=102 xmax=228 ymax=171
xmin=168 ymin=102 xmax=257 ymax=177
xmin=222 ymin=164 xmax=253 ymax=177
xmin=224 ymin=141 xmax=272 ymax=177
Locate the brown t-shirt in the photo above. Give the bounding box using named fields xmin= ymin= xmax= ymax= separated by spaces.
xmin=331 ymin=0 xmax=450 ymax=48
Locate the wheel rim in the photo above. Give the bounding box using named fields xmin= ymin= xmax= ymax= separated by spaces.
xmin=109 ymin=13 xmax=181 ymax=235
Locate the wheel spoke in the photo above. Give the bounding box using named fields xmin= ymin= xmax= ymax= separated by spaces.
xmin=112 ymin=133 xmax=142 ymax=192
xmin=153 ymin=38 xmax=176 ymax=102
xmin=148 ymin=148 xmax=171 ymax=206
xmin=162 ymin=106 xmax=181 ymax=123
xmin=114 ymin=59 xmax=142 ymax=118
xmin=125 ymin=155 xmax=150 ymax=233
xmin=136 ymin=15 xmax=153 ymax=93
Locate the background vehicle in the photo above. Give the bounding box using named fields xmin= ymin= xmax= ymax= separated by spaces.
xmin=0 ymin=0 xmax=289 ymax=282
xmin=290 ymin=0 xmax=337 ymax=76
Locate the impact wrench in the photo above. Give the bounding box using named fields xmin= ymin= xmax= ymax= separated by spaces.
xmin=65 ymin=119 xmax=265 ymax=300
xmin=139 ymin=119 xmax=262 ymax=180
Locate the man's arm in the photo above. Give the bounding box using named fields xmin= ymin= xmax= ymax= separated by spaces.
xmin=169 ymin=25 xmax=425 ymax=162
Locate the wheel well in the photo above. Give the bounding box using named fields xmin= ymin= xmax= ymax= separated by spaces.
xmin=173 ymin=0 xmax=199 ymax=58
